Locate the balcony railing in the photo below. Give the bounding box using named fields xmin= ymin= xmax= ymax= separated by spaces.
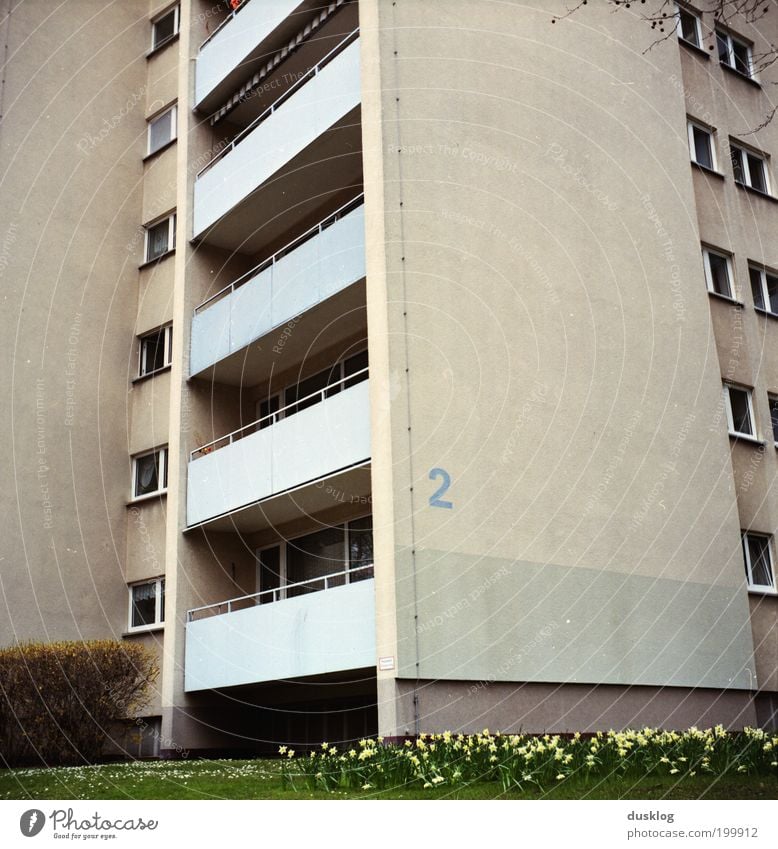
xmin=187 ymin=563 xmax=374 ymax=621
xmin=191 ymin=367 xmax=368 ymax=460
xmin=190 ymin=196 xmax=365 ymax=375
xmin=186 ymin=375 xmax=370 ymax=526
xmin=195 ymin=194 xmax=363 ymax=315
xmin=197 ymin=28 xmax=359 ymax=180
xmin=184 ymin=569 xmax=375 ymax=691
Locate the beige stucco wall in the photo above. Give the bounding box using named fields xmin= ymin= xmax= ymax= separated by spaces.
xmin=362 ymin=0 xmax=757 ymax=699
xmin=679 ymin=7 xmax=778 ymax=697
xmin=0 ymin=1 xmax=147 ymax=644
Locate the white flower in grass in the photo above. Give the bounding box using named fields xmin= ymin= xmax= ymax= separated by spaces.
xmin=362 ymin=783 xmax=372 ymax=790
xmin=669 ymin=769 xmax=679 ymax=775
xmin=556 ymin=774 xmax=565 ymax=781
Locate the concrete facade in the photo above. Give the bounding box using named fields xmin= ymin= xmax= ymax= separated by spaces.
xmin=0 ymin=0 xmax=776 ymax=756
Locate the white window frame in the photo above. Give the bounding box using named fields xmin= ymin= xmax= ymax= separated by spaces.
xmin=254 ymin=513 xmax=373 ymax=603
xmin=768 ymin=393 xmax=778 ymax=445
xmin=144 ymin=213 xmax=176 ymax=263
xmin=132 ymin=446 xmax=168 ymax=500
xmin=687 ymin=119 xmax=717 ymax=170
xmin=676 ymin=4 xmax=702 ymax=48
xmin=254 ymin=348 xmax=369 ymax=426
xmin=128 ymin=577 xmax=165 ymax=632
xmin=151 ymin=4 xmax=180 ymax=51
xmin=749 ymin=265 xmax=778 ymax=315
xmin=730 ymin=143 xmax=771 ymax=195
xmin=146 ymin=104 xmax=177 ymax=156
xmin=742 ymin=532 xmax=777 ymax=594
xmin=723 ymin=383 xmax=756 ymax=439
xmin=702 ymin=246 xmax=735 ymax=299
xmin=716 ymin=28 xmax=755 ymax=78
xmin=138 ymin=324 xmax=173 ymax=377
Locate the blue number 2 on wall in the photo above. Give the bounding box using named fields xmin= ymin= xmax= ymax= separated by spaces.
xmin=428 ymin=468 xmax=453 ymax=509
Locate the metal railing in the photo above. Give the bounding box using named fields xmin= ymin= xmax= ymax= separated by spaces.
xmin=199 ymin=0 xmax=252 ymax=51
xmin=193 ymin=193 xmax=364 ymax=314
xmin=190 ymin=366 xmax=369 ymax=460
xmin=187 ymin=562 xmax=374 ymax=621
xmin=196 ymin=27 xmax=360 ymax=179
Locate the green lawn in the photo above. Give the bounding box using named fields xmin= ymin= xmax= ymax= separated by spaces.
xmin=1 ymin=760 xmax=776 ymax=800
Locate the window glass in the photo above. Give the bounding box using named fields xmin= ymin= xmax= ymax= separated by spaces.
xmin=135 ymin=452 xmax=161 ymax=497
xmin=285 ymin=368 xmax=330 ymax=416
xmin=147 ymin=220 xmax=170 ymax=261
xmin=149 ymin=109 xmax=174 ymax=154
xmin=716 ymin=32 xmax=729 ymax=64
xmin=258 ymin=394 xmax=280 ymax=429
xmin=141 ymin=329 xmax=166 ymax=375
xmin=728 ymin=387 xmax=753 ymax=435
xmin=348 ymin=515 xmax=374 ymax=580
xmin=746 ymin=535 xmax=773 ymax=587
xmin=707 ymin=252 xmax=731 ymax=297
xmin=678 ymin=9 xmax=699 ymax=46
xmin=750 ymin=268 xmax=765 ymax=310
xmin=692 ymin=126 xmax=713 ymax=169
xmin=131 ymin=583 xmax=157 ymax=628
xmin=733 ymin=40 xmax=751 ymax=75
xmin=767 ymin=272 xmax=778 ymax=313
xmin=730 ymin=148 xmax=745 ymax=183
xmin=153 ymin=9 xmax=176 ymax=48
xmin=257 ymin=547 xmax=282 ymax=603
xmin=769 ymin=397 xmax=778 ymax=443
xmin=287 ymin=525 xmax=346 ymax=595
xmin=746 ymin=153 xmax=767 ymax=193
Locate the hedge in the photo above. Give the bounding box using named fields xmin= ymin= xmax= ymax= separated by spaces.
xmin=0 ymin=640 xmax=158 ymax=766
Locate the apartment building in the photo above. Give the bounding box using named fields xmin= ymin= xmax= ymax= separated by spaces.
xmin=0 ymin=0 xmax=776 ymax=756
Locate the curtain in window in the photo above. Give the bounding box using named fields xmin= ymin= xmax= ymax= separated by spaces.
xmin=147 ymin=222 xmax=169 ymax=260
xmin=132 ymin=582 xmax=157 ymax=627
xmin=136 ymin=454 xmax=159 ymax=496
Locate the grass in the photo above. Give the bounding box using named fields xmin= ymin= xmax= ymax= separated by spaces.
xmin=1 ymin=759 xmax=776 ymax=800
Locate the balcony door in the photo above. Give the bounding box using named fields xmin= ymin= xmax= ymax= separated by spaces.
xmin=255 ymin=545 xmax=284 ymax=604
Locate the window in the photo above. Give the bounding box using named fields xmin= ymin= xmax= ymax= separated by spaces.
xmin=275 ymin=349 xmax=368 ymax=419
xmin=129 ymin=578 xmax=165 ymax=630
xmin=730 ymin=143 xmax=770 ymax=194
xmin=151 ymin=5 xmax=179 ymax=51
xmin=702 ymin=247 xmax=734 ymax=299
xmin=144 ymin=213 xmax=176 ymax=262
xmin=139 ymin=325 xmax=172 ymax=377
xmin=676 ymin=5 xmax=702 ymax=48
xmin=687 ymin=120 xmax=716 ymax=170
xmin=769 ymin=395 xmax=778 ymax=444
xmin=147 ymin=104 xmax=177 ymax=156
xmin=132 ymin=447 xmax=168 ymax=499
xmin=716 ymin=29 xmax=754 ymax=78
xmin=749 ymin=265 xmax=778 ymax=315
xmin=261 ymin=516 xmax=374 ymax=601
xmin=723 ymin=383 xmax=756 ymax=438
xmin=742 ymin=533 xmax=776 ymax=592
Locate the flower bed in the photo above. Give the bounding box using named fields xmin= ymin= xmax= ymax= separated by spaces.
xmin=280 ymin=727 xmax=778 ymax=793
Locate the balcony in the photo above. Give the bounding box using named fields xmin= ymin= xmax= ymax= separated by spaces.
xmin=195 ymin=0 xmax=302 ymax=111
xmin=185 ymin=566 xmax=375 ymax=691
xmin=190 ymin=196 xmax=365 ymax=378
xmin=193 ymin=31 xmax=362 ymax=253
xmin=186 ymin=373 xmax=371 ymax=529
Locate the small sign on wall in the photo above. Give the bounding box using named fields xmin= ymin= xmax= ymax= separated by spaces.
xmin=378 ymin=656 xmax=395 ymax=671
